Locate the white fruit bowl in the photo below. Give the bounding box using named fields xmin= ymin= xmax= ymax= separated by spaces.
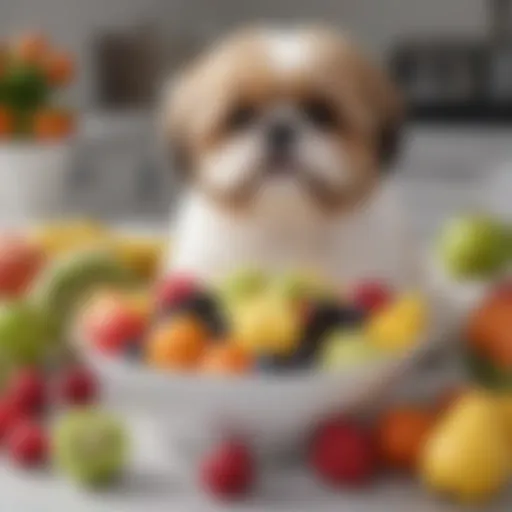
xmin=81 ymin=287 xmax=454 ymax=459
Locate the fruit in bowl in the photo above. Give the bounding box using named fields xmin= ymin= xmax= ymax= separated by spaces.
xmin=81 ymin=270 xmax=428 ymax=376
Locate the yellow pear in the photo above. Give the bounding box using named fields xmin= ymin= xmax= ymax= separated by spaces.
xmin=420 ymin=390 xmax=510 ymax=503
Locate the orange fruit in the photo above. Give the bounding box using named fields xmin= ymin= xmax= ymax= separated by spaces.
xmin=44 ymin=51 xmax=75 ymax=86
xmin=201 ymin=343 xmax=252 ymax=375
xmin=376 ymin=406 xmax=437 ymax=471
xmin=13 ymin=32 xmax=50 ymax=64
xmin=146 ymin=316 xmax=207 ymax=370
xmin=0 ymin=108 xmax=14 ymax=138
xmin=467 ymin=293 xmax=512 ymax=367
xmin=32 ymin=109 xmax=75 ymax=141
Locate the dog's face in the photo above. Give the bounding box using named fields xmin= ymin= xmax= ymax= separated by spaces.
xmin=163 ymin=26 xmax=403 ymax=214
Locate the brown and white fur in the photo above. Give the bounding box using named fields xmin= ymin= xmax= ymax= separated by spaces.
xmin=162 ymin=25 xmax=417 ymax=288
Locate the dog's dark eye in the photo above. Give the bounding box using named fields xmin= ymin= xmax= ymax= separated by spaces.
xmin=225 ymin=104 xmax=256 ymax=131
xmin=302 ymin=98 xmax=338 ymax=130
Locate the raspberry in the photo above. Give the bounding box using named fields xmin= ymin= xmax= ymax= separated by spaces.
xmin=8 ymin=420 xmax=48 ymax=467
xmin=7 ymin=368 xmax=46 ymax=415
xmin=310 ymin=419 xmax=377 ymax=487
xmin=0 ymin=399 xmax=24 ymax=442
xmin=57 ymin=366 xmax=99 ymax=405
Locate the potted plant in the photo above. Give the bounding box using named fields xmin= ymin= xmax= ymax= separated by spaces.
xmin=0 ymin=32 xmax=76 ymax=219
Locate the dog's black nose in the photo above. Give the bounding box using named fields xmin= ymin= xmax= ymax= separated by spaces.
xmin=267 ymin=122 xmax=296 ymax=155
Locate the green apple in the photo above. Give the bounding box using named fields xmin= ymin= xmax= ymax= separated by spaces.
xmin=320 ymin=329 xmax=379 ymax=370
xmin=53 ymin=409 xmax=128 ymax=488
xmin=438 ymin=215 xmax=508 ymax=279
xmin=0 ymin=301 xmax=51 ymax=366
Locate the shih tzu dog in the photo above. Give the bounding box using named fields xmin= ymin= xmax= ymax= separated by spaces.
xmin=163 ymin=25 xmax=417 ymax=288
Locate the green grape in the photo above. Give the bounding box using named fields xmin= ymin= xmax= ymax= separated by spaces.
xmin=320 ymin=329 xmax=379 ymax=371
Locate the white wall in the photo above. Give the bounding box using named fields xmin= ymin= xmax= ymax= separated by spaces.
xmin=0 ymin=0 xmax=490 ymax=106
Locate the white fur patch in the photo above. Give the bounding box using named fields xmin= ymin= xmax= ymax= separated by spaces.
xmin=263 ymin=30 xmax=313 ymax=74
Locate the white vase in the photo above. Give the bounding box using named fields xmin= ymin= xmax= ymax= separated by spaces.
xmin=0 ymin=142 xmax=74 ymax=222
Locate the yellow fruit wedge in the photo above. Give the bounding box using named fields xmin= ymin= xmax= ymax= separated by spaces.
xmin=367 ymin=293 xmax=427 ymax=352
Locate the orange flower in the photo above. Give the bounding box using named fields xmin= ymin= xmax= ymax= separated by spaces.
xmin=44 ymin=51 xmax=75 ymax=86
xmin=0 ymin=107 xmax=14 ymax=139
xmin=12 ymin=32 xmax=50 ymax=65
xmin=32 ymin=109 xmax=75 ymax=141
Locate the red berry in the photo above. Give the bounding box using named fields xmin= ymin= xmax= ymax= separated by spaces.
xmin=352 ymin=280 xmax=393 ymax=313
xmin=7 ymin=369 xmax=46 ymax=416
xmin=88 ymin=304 xmax=146 ymax=355
xmin=310 ymin=419 xmax=377 ymax=487
xmin=0 ymin=400 xmax=24 ymax=442
xmin=200 ymin=441 xmax=255 ymax=500
xmin=155 ymin=274 xmax=200 ymax=310
xmin=8 ymin=420 xmax=48 ymax=467
xmin=57 ymin=367 xmax=98 ymax=405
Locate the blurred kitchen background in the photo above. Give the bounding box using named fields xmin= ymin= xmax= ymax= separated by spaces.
xmin=0 ymin=0 xmax=510 ymax=236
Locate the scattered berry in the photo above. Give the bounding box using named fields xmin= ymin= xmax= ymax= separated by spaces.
xmin=7 ymin=369 xmax=46 ymax=416
xmin=0 ymin=399 xmax=24 ymax=442
xmin=8 ymin=420 xmax=48 ymax=467
xmin=352 ymin=280 xmax=393 ymax=313
xmin=57 ymin=367 xmax=98 ymax=405
xmin=310 ymin=419 xmax=377 ymax=487
xmin=200 ymin=440 xmax=255 ymax=500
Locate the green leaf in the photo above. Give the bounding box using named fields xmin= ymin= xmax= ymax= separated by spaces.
xmin=2 ymin=64 xmax=48 ymax=111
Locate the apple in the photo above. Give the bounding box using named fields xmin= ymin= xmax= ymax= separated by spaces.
xmin=438 ymin=215 xmax=508 ymax=279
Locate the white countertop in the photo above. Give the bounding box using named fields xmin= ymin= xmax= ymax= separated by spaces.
xmin=1 ymin=408 xmax=511 ymax=512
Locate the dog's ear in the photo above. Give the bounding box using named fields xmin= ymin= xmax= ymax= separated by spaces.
xmin=358 ymin=58 xmax=404 ymax=171
xmin=378 ymin=81 xmax=404 ymax=171
xmin=158 ymin=74 xmax=193 ymax=182
xmin=379 ymin=112 xmax=403 ymax=169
